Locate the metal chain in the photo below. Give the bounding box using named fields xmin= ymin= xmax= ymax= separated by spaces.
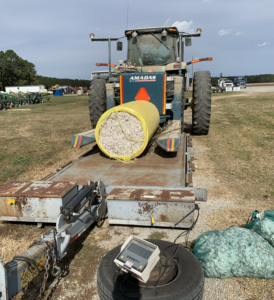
xmin=27 ymin=233 xmax=62 ymax=300
xmin=47 ymin=241 xmax=61 ymax=277
xmin=36 ymin=240 xmax=51 ymax=300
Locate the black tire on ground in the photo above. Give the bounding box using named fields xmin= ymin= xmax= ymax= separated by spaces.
xmin=192 ymin=71 xmax=211 ymax=135
xmin=97 ymin=239 xmax=204 ymax=300
xmin=89 ymin=76 xmax=108 ymax=128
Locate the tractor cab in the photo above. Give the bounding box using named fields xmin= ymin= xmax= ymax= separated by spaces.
xmin=125 ymin=27 xmax=179 ymax=67
xmin=114 ymin=26 xmax=193 ymax=75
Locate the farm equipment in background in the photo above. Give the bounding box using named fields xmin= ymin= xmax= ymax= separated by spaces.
xmin=211 ymin=86 xmax=225 ymax=93
xmin=0 ymin=91 xmax=50 ymax=110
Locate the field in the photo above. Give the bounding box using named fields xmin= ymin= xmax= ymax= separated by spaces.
xmin=0 ymin=95 xmax=91 ymax=185
xmin=0 ymin=88 xmax=274 ymax=300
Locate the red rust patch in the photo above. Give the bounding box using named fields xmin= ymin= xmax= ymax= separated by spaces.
xmin=108 ymin=188 xmax=195 ymax=203
xmin=129 ymin=189 xmax=144 ymax=200
xmin=0 ymin=181 xmax=77 ymax=198
xmin=159 ymin=214 xmax=170 ymax=222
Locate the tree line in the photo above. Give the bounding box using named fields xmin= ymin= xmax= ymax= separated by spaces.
xmin=0 ymin=50 xmax=38 ymax=90
xmin=38 ymin=76 xmax=90 ymax=89
xmin=0 ymin=50 xmax=90 ymax=91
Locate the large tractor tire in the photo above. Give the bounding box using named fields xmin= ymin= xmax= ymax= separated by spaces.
xmin=192 ymin=71 xmax=211 ymax=135
xmin=97 ymin=239 xmax=204 ymax=300
xmin=89 ymin=76 xmax=108 ymax=128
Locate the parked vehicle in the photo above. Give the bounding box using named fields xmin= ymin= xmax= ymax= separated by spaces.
xmin=234 ymin=76 xmax=247 ymax=88
xmin=218 ymin=78 xmax=233 ymax=88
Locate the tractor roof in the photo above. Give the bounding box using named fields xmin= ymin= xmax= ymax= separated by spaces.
xmin=125 ymin=26 xmax=179 ymax=35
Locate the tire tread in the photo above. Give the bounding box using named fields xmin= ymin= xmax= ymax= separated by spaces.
xmin=88 ymin=76 xmax=108 ymax=127
xmin=192 ymin=71 xmax=211 ymax=135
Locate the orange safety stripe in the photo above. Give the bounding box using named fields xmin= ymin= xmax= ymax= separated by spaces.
xmin=77 ymin=136 xmax=82 ymax=148
xmin=167 ymin=138 xmax=170 ymax=150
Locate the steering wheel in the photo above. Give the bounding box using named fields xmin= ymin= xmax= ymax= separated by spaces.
xmin=142 ymin=53 xmax=156 ymax=65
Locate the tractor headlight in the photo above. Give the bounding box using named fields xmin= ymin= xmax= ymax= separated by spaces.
xmin=89 ymin=33 xmax=95 ymax=39
xmin=132 ymin=31 xmax=138 ymax=38
xmin=196 ymin=28 xmax=202 ymax=34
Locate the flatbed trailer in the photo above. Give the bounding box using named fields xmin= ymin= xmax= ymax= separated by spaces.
xmin=0 ymin=132 xmax=206 ymax=228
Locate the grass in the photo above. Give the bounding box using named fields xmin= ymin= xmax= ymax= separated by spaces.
xmin=0 ymin=95 xmax=91 ymax=185
xmin=201 ymin=92 xmax=274 ymax=202
xmin=195 ymin=91 xmax=274 ymax=300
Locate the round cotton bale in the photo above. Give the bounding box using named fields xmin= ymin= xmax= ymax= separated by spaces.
xmin=95 ymin=101 xmax=159 ymax=160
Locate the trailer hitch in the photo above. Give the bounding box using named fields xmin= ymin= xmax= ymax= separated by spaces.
xmin=0 ymin=180 xmax=107 ymax=300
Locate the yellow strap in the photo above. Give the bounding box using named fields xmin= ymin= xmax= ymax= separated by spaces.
xmin=115 ymin=111 xmax=145 ymax=143
xmin=115 ymin=158 xmax=138 ymax=164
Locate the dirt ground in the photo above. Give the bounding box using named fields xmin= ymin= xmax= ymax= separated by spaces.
xmin=2 ymin=86 xmax=274 ymax=300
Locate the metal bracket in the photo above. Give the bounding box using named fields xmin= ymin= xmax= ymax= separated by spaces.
xmin=106 ymin=83 xmax=115 ymax=109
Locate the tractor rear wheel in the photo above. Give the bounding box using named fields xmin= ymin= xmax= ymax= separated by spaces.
xmin=89 ymin=76 xmax=108 ymax=128
xmin=192 ymin=71 xmax=211 ymax=135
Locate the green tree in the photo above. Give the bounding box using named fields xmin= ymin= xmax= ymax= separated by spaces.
xmin=37 ymin=76 xmax=90 ymax=89
xmin=0 ymin=50 xmax=37 ymax=90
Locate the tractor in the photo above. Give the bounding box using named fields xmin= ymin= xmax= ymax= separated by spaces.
xmin=88 ymin=26 xmax=212 ymax=151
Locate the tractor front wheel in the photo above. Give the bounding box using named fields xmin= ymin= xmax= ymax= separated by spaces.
xmin=192 ymin=71 xmax=211 ymax=135
xmin=89 ymin=76 xmax=108 ymax=128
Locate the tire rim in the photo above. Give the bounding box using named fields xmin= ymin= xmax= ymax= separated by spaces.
xmin=127 ymin=255 xmax=181 ymax=288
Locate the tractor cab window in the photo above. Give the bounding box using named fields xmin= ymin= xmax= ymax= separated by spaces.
xmin=127 ymin=34 xmax=176 ymax=66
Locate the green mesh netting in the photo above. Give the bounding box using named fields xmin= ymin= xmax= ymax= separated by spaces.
xmin=245 ymin=210 xmax=274 ymax=247
xmin=193 ymin=226 xmax=274 ymax=279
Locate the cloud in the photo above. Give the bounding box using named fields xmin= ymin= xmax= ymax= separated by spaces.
xmin=236 ymin=31 xmax=242 ymax=36
xmin=171 ymin=20 xmax=194 ymax=33
xmin=217 ymin=29 xmax=232 ymax=36
xmin=164 ymin=18 xmax=171 ymax=26
xmin=203 ymin=0 xmax=214 ymax=2
xmin=257 ymin=42 xmax=270 ymax=47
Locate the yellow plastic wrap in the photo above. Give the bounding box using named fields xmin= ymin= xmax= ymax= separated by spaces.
xmin=95 ymin=101 xmax=160 ymax=161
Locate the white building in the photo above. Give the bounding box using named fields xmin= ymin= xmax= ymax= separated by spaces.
xmin=5 ymin=85 xmax=46 ymax=93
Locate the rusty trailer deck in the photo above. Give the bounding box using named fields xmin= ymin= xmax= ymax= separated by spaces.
xmin=46 ymin=133 xmax=190 ymax=188
xmin=0 ymin=133 xmax=206 ymax=227
xmin=43 ymin=132 xmax=205 ymax=228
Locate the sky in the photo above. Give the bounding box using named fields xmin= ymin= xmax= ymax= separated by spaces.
xmin=1 ymin=0 xmax=273 ymax=80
